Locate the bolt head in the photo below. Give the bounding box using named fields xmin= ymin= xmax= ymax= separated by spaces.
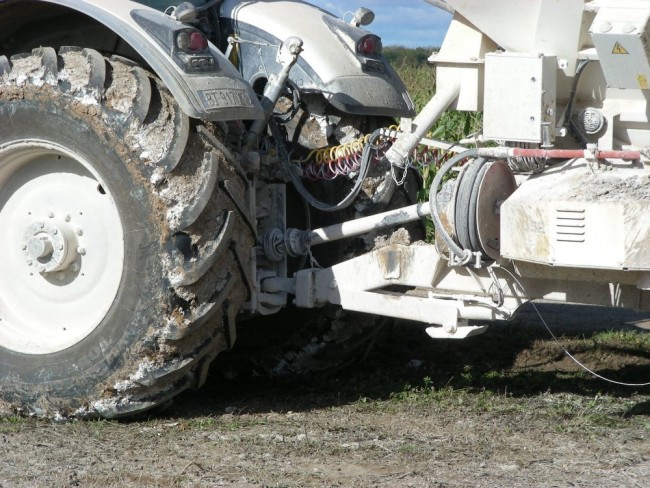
xmin=48 ymin=212 xmax=54 ymax=218
xmin=77 ymin=247 xmax=86 ymax=256
xmin=57 ymin=272 xmax=65 ymax=281
xmin=71 ymin=263 xmax=80 ymax=272
xmin=77 ymin=229 xmax=83 ymax=237
xmin=65 ymin=215 xmax=71 ymax=223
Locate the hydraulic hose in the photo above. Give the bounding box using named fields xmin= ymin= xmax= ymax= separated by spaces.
xmin=564 ymin=59 xmax=591 ymax=129
xmin=428 ymin=148 xmax=479 ymax=263
xmin=274 ymin=120 xmax=381 ymax=212
xmin=564 ymin=59 xmax=592 ymax=146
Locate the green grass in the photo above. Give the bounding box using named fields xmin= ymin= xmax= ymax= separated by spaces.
xmin=357 ymin=378 xmax=642 ymax=433
xmin=342 ymin=319 xmax=650 ymax=426
xmin=0 ymin=415 xmax=25 ymax=428
xmin=590 ymin=330 xmax=650 ymax=348
xmin=543 ymin=394 xmax=635 ymax=432
xmin=0 ymin=414 xmax=23 ymax=424
xmin=183 ymin=416 xmax=218 ymax=429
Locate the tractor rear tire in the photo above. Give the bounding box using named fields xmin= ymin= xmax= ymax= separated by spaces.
xmin=0 ymin=47 xmax=253 ymax=418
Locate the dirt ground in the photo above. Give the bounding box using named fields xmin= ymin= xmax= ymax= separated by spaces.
xmin=1 ymin=303 xmax=649 ymax=487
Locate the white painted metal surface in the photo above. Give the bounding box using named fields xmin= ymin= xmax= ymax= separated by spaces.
xmin=432 ymin=13 xmax=496 ymax=112
xmin=426 ymin=324 xmax=489 ymax=339
xmin=221 ymin=0 xmax=363 ymax=85
xmin=443 ymin=0 xmax=584 ymax=74
xmin=0 ymin=142 xmax=124 ymax=354
xmin=429 ymin=0 xmax=650 ymax=151
xmin=283 ymin=0 xmax=650 ymax=332
xmin=483 ymin=53 xmax=557 ymax=143
xmin=590 ymin=5 xmax=650 ymax=89
xmin=501 ymin=158 xmax=650 ymax=270
xmin=294 ymin=244 xmax=516 ymax=330
xmin=309 ymin=203 xmax=431 ymax=246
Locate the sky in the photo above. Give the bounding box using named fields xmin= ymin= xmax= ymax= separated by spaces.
xmin=306 ymin=0 xmax=452 ymax=48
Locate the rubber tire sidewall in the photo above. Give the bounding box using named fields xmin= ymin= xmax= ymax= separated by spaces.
xmin=0 ymin=96 xmax=163 ymax=406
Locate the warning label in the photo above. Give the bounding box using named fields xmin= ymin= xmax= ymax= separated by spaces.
xmin=612 ymin=42 xmax=629 ymax=55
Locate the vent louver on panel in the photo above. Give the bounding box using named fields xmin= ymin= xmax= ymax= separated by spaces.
xmin=555 ymin=209 xmax=585 ymax=243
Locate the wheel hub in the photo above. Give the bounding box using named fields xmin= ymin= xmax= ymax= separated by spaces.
xmin=22 ymin=219 xmax=79 ymax=273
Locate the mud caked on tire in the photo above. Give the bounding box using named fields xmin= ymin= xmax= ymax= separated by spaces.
xmin=0 ymin=47 xmax=253 ymax=418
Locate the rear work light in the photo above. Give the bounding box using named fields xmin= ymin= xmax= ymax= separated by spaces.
xmin=131 ymin=10 xmax=219 ymax=74
xmin=357 ymin=34 xmax=383 ymax=56
xmin=176 ymin=29 xmax=209 ymax=52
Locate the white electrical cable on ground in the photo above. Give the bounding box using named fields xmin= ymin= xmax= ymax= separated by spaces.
xmin=497 ymin=266 xmax=650 ymax=388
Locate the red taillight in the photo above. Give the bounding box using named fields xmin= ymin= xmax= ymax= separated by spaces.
xmin=357 ymin=35 xmax=383 ymax=56
xmin=189 ymin=31 xmax=208 ymax=51
xmin=176 ymin=30 xmax=209 ymax=52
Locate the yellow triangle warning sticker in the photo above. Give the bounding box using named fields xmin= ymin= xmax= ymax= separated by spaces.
xmin=612 ymin=42 xmax=629 ymax=55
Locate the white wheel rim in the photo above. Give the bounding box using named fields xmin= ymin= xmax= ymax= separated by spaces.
xmin=0 ymin=141 xmax=125 ymax=355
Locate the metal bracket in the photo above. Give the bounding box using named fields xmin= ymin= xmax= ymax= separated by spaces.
xmin=243 ymin=36 xmax=304 ymax=154
xmin=292 ymin=244 xmax=517 ymax=336
xmin=426 ymin=323 xmax=489 ymax=340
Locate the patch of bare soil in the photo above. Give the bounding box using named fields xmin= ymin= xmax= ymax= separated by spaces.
xmin=2 ymin=303 xmax=649 ymax=487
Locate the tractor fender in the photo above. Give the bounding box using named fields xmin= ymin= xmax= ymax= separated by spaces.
xmin=219 ymin=0 xmax=415 ymax=118
xmin=0 ymin=0 xmax=263 ymax=121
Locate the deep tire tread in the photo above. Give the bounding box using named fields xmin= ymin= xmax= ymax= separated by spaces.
xmin=58 ymin=47 xmax=106 ymax=103
xmin=169 ymin=211 xmax=236 ymax=287
xmin=81 ymin=48 xmax=107 ymax=102
xmin=32 ymin=47 xmax=58 ymax=84
xmin=128 ymin=65 xmax=152 ymax=125
xmin=0 ymin=47 xmax=254 ymax=419
xmin=172 ymin=151 xmax=220 ymax=232
xmin=161 ymin=273 xmax=235 ymax=342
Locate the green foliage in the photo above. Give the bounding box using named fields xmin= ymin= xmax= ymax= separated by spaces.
xmin=383 ymin=47 xmax=436 ymax=69
xmin=396 ymin=63 xmax=436 ymax=113
xmin=384 ymin=47 xmax=437 ymax=112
